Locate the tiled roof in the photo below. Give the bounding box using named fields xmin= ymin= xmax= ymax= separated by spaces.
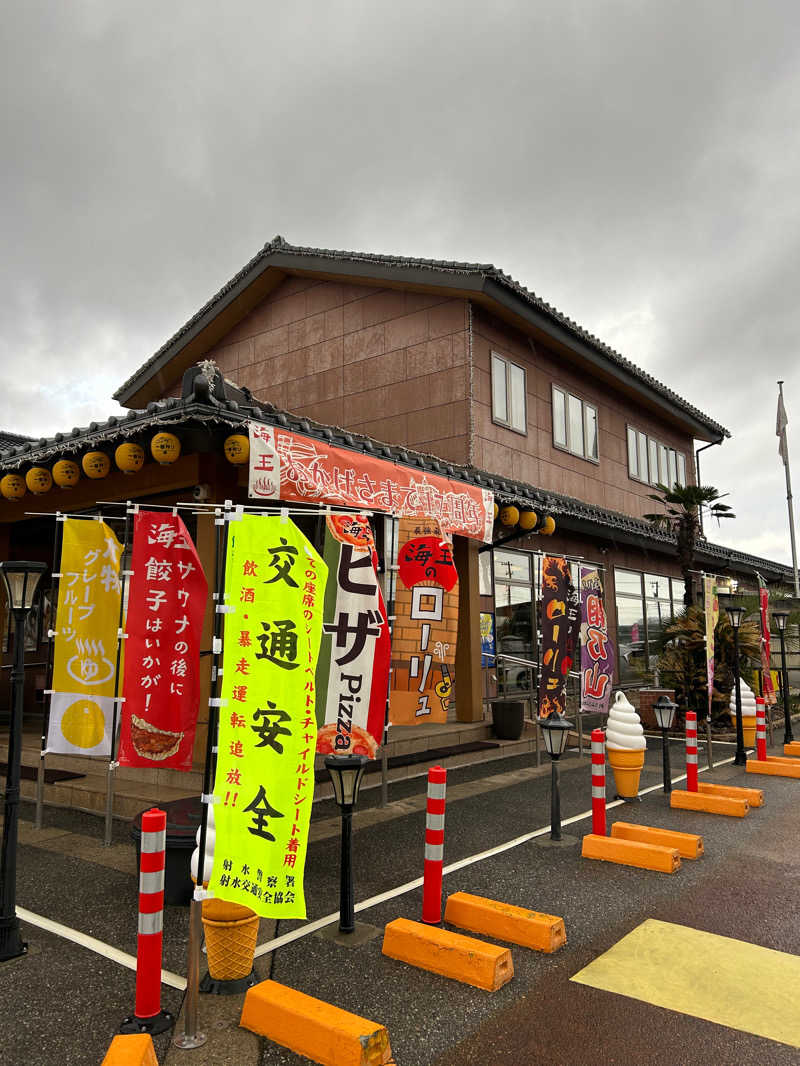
xmin=0 ymin=430 xmax=34 ymax=452
xmin=113 ymin=236 xmax=729 ymax=440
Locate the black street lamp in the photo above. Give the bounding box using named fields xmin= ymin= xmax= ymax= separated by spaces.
xmin=0 ymin=560 xmax=46 ymax=962
xmin=324 ymin=754 xmax=369 ymax=934
xmin=720 ymin=594 xmax=747 ymax=766
xmin=772 ymin=609 xmax=793 ymax=745
xmin=653 ymin=694 xmax=677 ymax=794
xmin=538 ymin=712 xmax=573 ymax=842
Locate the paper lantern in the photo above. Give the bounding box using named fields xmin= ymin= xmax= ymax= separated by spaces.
xmin=499 ymin=505 xmax=520 ymax=527
xmin=52 ymin=459 xmax=80 ymax=489
xmin=540 ymin=515 xmax=556 ymax=535
xmin=493 ymin=502 xmax=499 ymax=519
xmin=519 ymin=509 xmax=538 ymax=531
xmin=224 ymin=434 xmax=250 ymax=465
xmin=115 ymin=442 xmax=145 ymax=474
xmin=0 ymin=474 xmax=26 ymax=501
xmin=25 ymin=466 xmax=52 ymax=494
xmin=151 ymin=432 xmax=181 ymax=465
xmin=82 ymin=451 xmax=110 ymax=479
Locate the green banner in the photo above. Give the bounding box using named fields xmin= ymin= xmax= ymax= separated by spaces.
xmin=209 ymin=514 xmax=327 ymax=919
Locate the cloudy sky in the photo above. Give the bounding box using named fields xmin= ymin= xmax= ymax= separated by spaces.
xmin=2 ymin=2 xmax=799 ymax=567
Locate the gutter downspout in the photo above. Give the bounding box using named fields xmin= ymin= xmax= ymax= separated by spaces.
xmin=695 ymin=435 xmax=725 ymax=535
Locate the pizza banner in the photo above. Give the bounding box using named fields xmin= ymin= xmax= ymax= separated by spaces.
xmin=579 ymin=566 xmax=614 ymax=715
xmin=117 ymin=513 xmax=208 ymax=771
xmin=538 ymin=556 xmax=579 ymax=719
xmin=758 ymin=583 xmax=778 ymax=705
xmin=315 ymin=514 xmax=390 ymax=758
xmin=209 ymin=514 xmax=327 ymax=919
xmin=389 ymin=516 xmax=458 ymax=726
xmin=47 ymin=518 xmax=123 ymax=757
xmin=248 ymin=421 xmax=494 ymax=542
xmin=703 ymin=576 xmax=718 ymax=721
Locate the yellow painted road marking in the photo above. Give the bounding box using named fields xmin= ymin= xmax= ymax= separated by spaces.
xmin=571 ymin=919 xmax=800 ymax=1048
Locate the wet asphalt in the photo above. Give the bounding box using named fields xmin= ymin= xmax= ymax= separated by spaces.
xmin=2 ymin=736 xmax=799 ymax=1065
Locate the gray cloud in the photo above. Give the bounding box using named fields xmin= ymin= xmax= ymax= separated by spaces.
xmin=2 ymin=1 xmax=800 ymax=567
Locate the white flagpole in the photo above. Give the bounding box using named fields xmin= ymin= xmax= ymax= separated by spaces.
xmin=778 ymin=381 xmax=800 ymax=596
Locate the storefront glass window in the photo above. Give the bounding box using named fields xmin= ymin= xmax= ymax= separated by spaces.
xmin=615 ymin=567 xmax=684 ymax=681
xmin=494 ymin=549 xmax=534 ymax=692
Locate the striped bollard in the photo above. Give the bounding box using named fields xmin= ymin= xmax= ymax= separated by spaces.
xmin=591 ymin=729 xmax=607 ymax=836
xmin=121 ymin=808 xmax=173 ymax=1035
xmin=685 ymin=712 xmax=699 ymax=793
xmin=755 ymin=697 xmax=767 ymax=761
xmin=422 ymin=766 xmax=447 ymax=924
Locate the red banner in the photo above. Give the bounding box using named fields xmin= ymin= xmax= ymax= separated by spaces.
xmin=759 ymin=586 xmax=777 ymax=705
xmin=118 ymin=512 xmax=208 ymax=770
xmin=248 ymin=422 xmax=494 ymax=542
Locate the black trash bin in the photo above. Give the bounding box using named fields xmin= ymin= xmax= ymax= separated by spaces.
xmin=130 ymin=796 xmax=202 ymax=907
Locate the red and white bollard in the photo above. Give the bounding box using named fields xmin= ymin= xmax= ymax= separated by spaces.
xmin=685 ymin=712 xmax=699 ymax=792
xmin=755 ymin=697 xmax=767 ymax=761
xmin=591 ymin=729 xmax=607 ymax=836
xmin=121 ymin=807 xmax=173 ymax=1035
xmin=422 ymin=766 xmax=447 ymax=924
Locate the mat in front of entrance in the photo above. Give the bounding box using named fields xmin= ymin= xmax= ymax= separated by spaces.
xmin=0 ymin=763 xmax=84 ymax=784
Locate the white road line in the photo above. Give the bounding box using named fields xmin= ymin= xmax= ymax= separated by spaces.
xmin=253 ymin=755 xmax=736 ymax=958
xmin=17 ymin=906 xmax=187 ymax=991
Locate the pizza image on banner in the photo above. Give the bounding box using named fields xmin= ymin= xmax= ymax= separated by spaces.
xmin=315 ymin=513 xmax=390 ymax=758
xmin=389 ymin=515 xmax=458 ymax=726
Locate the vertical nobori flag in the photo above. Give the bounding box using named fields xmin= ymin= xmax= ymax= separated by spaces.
xmin=538 ymin=556 xmax=579 ymax=718
xmin=703 ymin=577 xmax=719 ymax=722
xmin=314 ymin=515 xmax=390 ymax=759
xmin=209 ymin=515 xmax=327 ymax=920
xmin=579 ymin=566 xmax=614 ymax=715
xmin=117 ymin=512 xmax=208 ymax=771
xmin=758 ymin=579 xmax=778 ymax=706
xmin=47 ymin=518 xmax=122 ymax=756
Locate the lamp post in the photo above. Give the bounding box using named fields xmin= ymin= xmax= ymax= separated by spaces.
xmin=0 ymin=560 xmax=46 ymax=962
xmin=538 ymin=712 xmax=573 ymax=842
xmin=324 ymin=754 xmax=369 ymax=934
xmin=772 ymin=609 xmax=793 ymax=745
xmin=720 ymin=594 xmax=747 ymax=766
xmin=653 ymin=694 xmax=677 ymax=794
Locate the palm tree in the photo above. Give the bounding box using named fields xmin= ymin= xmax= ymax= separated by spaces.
xmin=643 ymin=484 xmax=734 ymax=606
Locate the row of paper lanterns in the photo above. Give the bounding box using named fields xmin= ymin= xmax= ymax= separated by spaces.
xmin=0 ymin=432 xmax=251 ymax=501
xmin=493 ymin=503 xmax=556 ymax=536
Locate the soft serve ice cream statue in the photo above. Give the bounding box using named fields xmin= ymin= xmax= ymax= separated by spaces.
xmin=605 ymin=690 xmax=646 ymax=799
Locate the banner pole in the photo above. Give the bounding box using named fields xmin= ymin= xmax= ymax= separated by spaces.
xmin=778 ymin=382 xmax=800 ymax=597
xmin=104 ymin=505 xmax=133 ymax=848
xmin=380 ymin=515 xmax=398 ymax=809
xmin=35 ymin=513 xmax=65 ymax=830
xmin=175 ymin=503 xmax=229 ymax=1050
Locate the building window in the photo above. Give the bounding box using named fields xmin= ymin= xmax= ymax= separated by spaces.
xmin=552 ymin=385 xmax=598 ymax=462
xmin=614 ymin=568 xmax=685 ymax=682
xmin=493 ymin=549 xmax=533 ymax=692
xmin=626 ymin=426 xmax=687 ymax=487
xmin=491 ymin=353 xmax=526 ymax=434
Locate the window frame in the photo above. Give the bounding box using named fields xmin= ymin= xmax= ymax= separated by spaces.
xmin=625 ymin=424 xmax=688 ymax=488
xmin=491 ymin=352 xmax=527 ymax=435
xmin=552 ymin=384 xmax=599 ymax=464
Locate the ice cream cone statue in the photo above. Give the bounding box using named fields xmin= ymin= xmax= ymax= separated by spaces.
xmin=605 ymin=691 xmax=646 ymax=799
xmin=190 ymin=805 xmax=259 ymax=984
xmin=729 ymin=678 xmax=757 ymax=748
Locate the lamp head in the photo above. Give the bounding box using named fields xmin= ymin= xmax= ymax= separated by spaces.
xmin=324 ymin=753 xmax=370 ymax=808
xmin=653 ymin=694 xmax=677 ymax=730
xmin=538 ymin=711 xmax=573 ymax=758
xmin=0 ymin=560 xmax=47 ymax=611
xmin=718 ymin=592 xmax=744 ymax=630
xmin=772 ymin=608 xmax=789 ymax=633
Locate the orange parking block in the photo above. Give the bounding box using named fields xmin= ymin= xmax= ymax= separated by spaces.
xmin=746 ymin=758 xmax=800 ymax=779
xmin=581 ymin=833 xmax=680 ymax=873
xmin=670 ymin=789 xmax=749 ymax=817
xmin=763 ymin=755 xmax=800 ymax=765
xmin=610 ymin=821 xmax=703 ymax=859
xmin=444 ymin=891 xmax=566 ymax=954
xmin=101 ymin=1034 xmax=158 ymax=1066
xmin=240 ymin=979 xmax=393 ymax=1066
xmin=382 ymin=917 xmax=513 ymax=991
xmin=784 ymin=742 xmax=800 ymax=757
xmin=697 ymin=782 xmax=764 ymax=807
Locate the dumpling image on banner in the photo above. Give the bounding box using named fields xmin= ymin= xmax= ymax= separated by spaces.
xmin=46 ymin=692 xmax=114 ymax=756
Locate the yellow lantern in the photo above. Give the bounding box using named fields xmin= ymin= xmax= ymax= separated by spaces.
xmin=493 ymin=502 xmax=499 ymax=520
xmin=82 ymin=451 xmax=111 ymax=479
xmin=26 ymin=466 xmax=52 ymax=494
xmin=499 ymin=505 xmax=520 ymax=527
xmin=52 ymin=459 xmax=80 ymax=489
xmin=0 ymin=474 xmax=26 ymax=501
xmin=115 ymin=442 xmax=145 ymax=474
xmin=519 ymin=509 xmax=538 ymax=531
xmin=224 ymin=434 xmax=250 ymax=465
xmin=540 ymin=515 xmax=556 ymax=536
xmin=151 ymin=432 xmax=181 ymax=465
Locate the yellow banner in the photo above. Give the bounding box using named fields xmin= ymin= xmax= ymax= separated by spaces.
xmin=209 ymin=515 xmax=327 ymax=919
xmin=47 ymin=518 xmax=123 ymax=756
